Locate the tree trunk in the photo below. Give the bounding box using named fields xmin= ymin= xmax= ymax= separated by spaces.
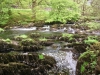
xmin=32 ymin=0 xmax=37 ymax=20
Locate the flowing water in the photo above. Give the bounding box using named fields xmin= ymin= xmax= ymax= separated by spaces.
xmin=0 ymin=26 xmax=77 ymax=75
xmin=39 ymin=43 xmax=77 ymax=75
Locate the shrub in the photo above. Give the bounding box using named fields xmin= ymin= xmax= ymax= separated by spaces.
xmin=45 ymin=0 xmax=80 ymax=23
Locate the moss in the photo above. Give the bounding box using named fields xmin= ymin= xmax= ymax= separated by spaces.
xmin=62 ymin=33 xmax=73 ymax=38
xmin=78 ymin=50 xmax=97 ymax=75
xmin=39 ymin=38 xmax=47 ymax=42
xmin=0 ymin=53 xmax=56 ymax=75
xmin=0 ymin=28 xmax=5 ymax=32
xmin=14 ymin=34 xmax=28 ymax=41
xmin=30 ymin=32 xmax=40 ymax=38
xmin=20 ymin=38 xmax=35 ymax=46
xmin=2 ymin=38 xmax=11 ymax=44
xmin=18 ymin=35 xmax=28 ymax=39
xmin=8 ymin=51 xmax=19 ymax=55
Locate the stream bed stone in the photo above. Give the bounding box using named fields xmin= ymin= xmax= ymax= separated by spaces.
xmin=1 ymin=25 xmax=100 ymax=75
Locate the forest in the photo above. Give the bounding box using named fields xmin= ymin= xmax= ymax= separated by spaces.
xmin=0 ymin=0 xmax=100 ymax=75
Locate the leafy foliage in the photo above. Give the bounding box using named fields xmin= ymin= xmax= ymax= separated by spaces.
xmin=0 ymin=1 xmax=12 ymax=26
xmin=80 ymin=50 xmax=97 ymax=74
xmin=45 ymin=0 xmax=80 ymax=23
xmin=86 ymin=22 xmax=100 ymax=30
xmin=81 ymin=61 xmax=88 ymax=73
xmin=36 ymin=10 xmax=49 ymax=21
xmin=84 ymin=39 xmax=98 ymax=45
xmin=84 ymin=36 xmax=98 ymax=45
xmin=39 ymin=54 xmax=44 ymax=60
xmin=9 ymin=9 xmax=33 ymax=25
xmin=91 ymin=0 xmax=100 ymax=17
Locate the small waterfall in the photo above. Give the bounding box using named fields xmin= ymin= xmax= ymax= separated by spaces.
xmin=66 ymin=51 xmax=77 ymax=75
xmin=67 ymin=27 xmax=75 ymax=34
xmin=40 ymin=44 xmax=77 ymax=75
xmin=42 ymin=25 xmax=50 ymax=32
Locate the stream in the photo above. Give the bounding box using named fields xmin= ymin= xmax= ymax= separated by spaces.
xmin=39 ymin=44 xmax=77 ymax=75
xmin=1 ymin=23 xmax=100 ymax=75
xmin=0 ymin=25 xmax=78 ymax=75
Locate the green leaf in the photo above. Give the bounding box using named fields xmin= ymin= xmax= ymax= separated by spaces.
xmin=81 ymin=62 xmax=88 ymax=73
xmin=81 ymin=65 xmax=85 ymax=73
xmin=91 ymin=61 xmax=97 ymax=68
xmin=39 ymin=54 xmax=44 ymax=60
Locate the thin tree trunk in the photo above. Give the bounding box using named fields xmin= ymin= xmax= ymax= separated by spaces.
xmin=32 ymin=0 xmax=37 ymax=20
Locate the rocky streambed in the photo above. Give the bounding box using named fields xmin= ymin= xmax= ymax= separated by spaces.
xmin=0 ymin=53 xmax=56 ymax=75
xmin=0 ymin=24 xmax=100 ymax=75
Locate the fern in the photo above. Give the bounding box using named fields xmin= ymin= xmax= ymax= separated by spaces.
xmin=81 ymin=62 xmax=88 ymax=73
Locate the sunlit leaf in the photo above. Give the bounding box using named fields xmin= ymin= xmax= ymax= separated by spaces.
xmin=39 ymin=54 xmax=44 ymax=60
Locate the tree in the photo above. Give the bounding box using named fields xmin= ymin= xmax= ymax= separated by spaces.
xmin=31 ymin=0 xmax=45 ymax=21
xmin=0 ymin=0 xmax=12 ymax=26
xmin=45 ymin=0 xmax=80 ymax=23
xmin=73 ymin=0 xmax=92 ymax=16
xmin=91 ymin=0 xmax=100 ymax=17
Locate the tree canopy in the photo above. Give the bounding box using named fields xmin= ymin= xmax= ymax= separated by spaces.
xmin=45 ymin=0 xmax=80 ymax=23
xmin=0 ymin=0 xmax=100 ymax=26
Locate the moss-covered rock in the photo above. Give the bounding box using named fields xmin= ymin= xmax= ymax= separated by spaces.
xmin=76 ymin=42 xmax=100 ymax=75
xmin=0 ymin=39 xmax=15 ymax=52
xmin=0 ymin=53 xmax=56 ymax=75
xmin=30 ymin=32 xmax=40 ymax=38
xmin=0 ymin=38 xmax=44 ymax=52
xmin=14 ymin=34 xmax=28 ymax=41
xmin=19 ymin=38 xmax=43 ymax=52
xmin=0 ymin=28 xmax=5 ymax=32
xmin=76 ymin=50 xmax=97 ymax=75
